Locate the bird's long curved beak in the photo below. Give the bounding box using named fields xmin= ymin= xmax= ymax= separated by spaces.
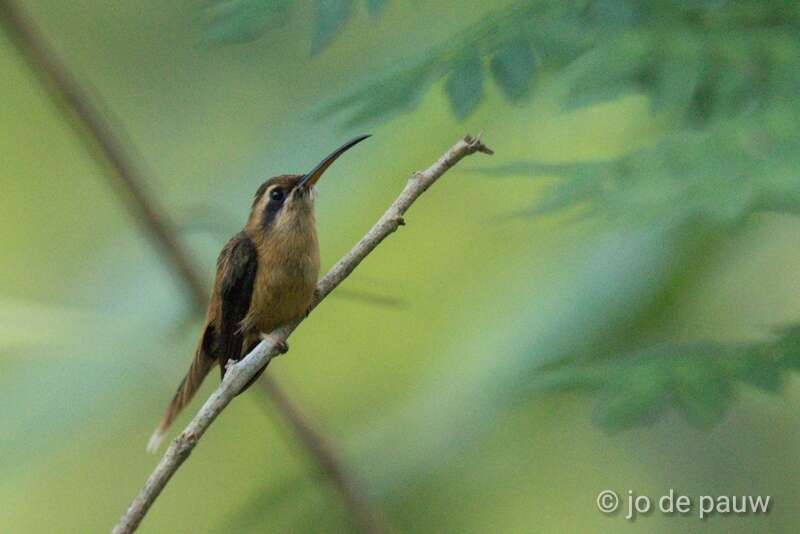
xmin=298 ymin=134 xmax=371 ymax=189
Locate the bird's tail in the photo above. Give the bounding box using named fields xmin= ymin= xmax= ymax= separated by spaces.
xmin=147 ymin=350 xmax=215 ymax=453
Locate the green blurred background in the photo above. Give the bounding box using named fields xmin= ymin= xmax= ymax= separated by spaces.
xmin=2 ymin=0 xmax=800 ymax=532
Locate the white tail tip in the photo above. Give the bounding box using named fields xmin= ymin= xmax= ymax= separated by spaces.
xmin=146 ymin=428 xmax=165 ymax=454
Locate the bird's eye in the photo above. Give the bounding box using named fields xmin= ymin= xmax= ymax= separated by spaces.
xmin=269 ymin=188 xmax=284 ymax=202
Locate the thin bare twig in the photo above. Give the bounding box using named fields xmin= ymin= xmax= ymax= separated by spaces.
xmin=0 ymin=2 xmax=386 ymax=532
xmin=112 ymin=135 xmax=493 ymax=533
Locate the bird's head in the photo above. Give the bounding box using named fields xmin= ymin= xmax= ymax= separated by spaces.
xmin=248 ymin=135 xmax=370 ymax=232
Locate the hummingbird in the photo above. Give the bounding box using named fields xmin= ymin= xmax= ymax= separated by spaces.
xmin=147 ymin=135 xmax=370 ymax=452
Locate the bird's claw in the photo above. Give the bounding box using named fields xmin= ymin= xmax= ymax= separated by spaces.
xmin=260 ymin=333 xmax=289 ymax=355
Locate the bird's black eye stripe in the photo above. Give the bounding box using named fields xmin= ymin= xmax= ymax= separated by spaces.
xmin=262 ymin=187 xmax=285 ymax=228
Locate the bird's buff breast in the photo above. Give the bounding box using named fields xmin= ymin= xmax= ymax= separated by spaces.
xmin=242 ymin=229 xmax=319 ymax=336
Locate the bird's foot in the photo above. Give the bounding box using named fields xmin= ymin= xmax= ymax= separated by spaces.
xmin=306 ymin=289 xmax=321 ymax=317
xmin=260 ymin=333 xmax=289 ymax=354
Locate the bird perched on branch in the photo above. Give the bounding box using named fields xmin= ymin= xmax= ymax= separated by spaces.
xmin=147 ymin=135 xmax=370 ymax=452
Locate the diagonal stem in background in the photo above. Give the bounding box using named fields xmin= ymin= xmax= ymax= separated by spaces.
xmin=112 ymin=135 xmax=494 ymax=533
xmin=260 ymin=381 xmax=385 ymax=534
xmin=0 ymin=1 xmax=387 ymax=532
xmin=0 ymin=0 xmax=208 ymax=309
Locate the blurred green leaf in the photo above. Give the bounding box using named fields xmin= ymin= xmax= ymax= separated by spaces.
xmin=775 ymin=326 xmax=800 ymax=370
xmin=737 ymin=352 xmax=784 ymax=394
xmin=592 ymin=355 xmax=672 ymax=432
xmin=532 ymin=331 xmax=800 ymax=433
xmin=719 ymin=340 xmax=786 ymax=395
xmin=475 ymin=107 xmax=800 ymax=224
xmin=593 ymin=379 xmax=669 ymax=433
xmin=561 ymin=36 xmax=650 ymax=111
xmin=315 ymin=59 xmax=437 ymax=125
xmin=582 ymin=0 xmax=639 ymax=29
xmin=444 ymin=50 xmax=484 ymax=120
xmin=648 ymin=37 xmax=703 ymax=115
xmin=314 ymin=0 xmax=584 ymax=123
xmin=489 ymin=37 xmax=536 ymax=102
xmin=671 ymin=357 xmax=733 ymax=428
xmin=312 ymin=0 xmax=354 ymax=54
xmin=203 ymin=0 xmax=292 ymax=45
xmin=203 ymin=0 xmax=395 ymax=50
xmin=365 ymin=0 xmax=387 ymax=16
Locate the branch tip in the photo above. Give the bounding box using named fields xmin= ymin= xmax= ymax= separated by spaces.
xmin=464 ymin=134 xmax=494 ymax=155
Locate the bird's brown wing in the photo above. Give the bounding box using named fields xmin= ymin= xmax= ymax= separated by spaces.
xmin=147 ymin=232 xmax=259 ymax=452
xmin=214 ymin=231 xmax=259 ymax=377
